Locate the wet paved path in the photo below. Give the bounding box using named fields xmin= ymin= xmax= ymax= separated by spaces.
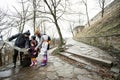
xmin=0 ymin=52 xmax=104 ymax=80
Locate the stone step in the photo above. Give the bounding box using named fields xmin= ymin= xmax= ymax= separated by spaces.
xmin=60 ymin=52 xmax=97 ymax=70
xmin=65 ymin=50 xmax=112 ymax=67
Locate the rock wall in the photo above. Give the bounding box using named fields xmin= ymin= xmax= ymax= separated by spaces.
xmin=74 ymin=34 xmax=120 ymax=53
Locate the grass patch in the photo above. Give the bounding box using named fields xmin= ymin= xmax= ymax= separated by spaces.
xmin=52 ymin=47 xmax=64 ymax=55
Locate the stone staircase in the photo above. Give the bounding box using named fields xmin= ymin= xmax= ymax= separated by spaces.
xmin=59 ymin=51 xmax=112 ymax=72
xmin=59 ymin=52 xmax=98 ymax=71
xmin=59 ymin=38 xmax=116 ymax=72
xmin=65 ymin=50 xmax=112 ymax=67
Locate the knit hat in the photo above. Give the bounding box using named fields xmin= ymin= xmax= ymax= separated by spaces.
xmin=31 ymin=35 xmax=36 ymax=40
xmin=24 ymin=30 xmax=30 ymax=36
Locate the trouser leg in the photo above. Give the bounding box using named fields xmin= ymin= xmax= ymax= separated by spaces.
xmin=45 ymin=54 xmax=47 ymax=63
xmin=41 ymin=54 xmax=47 ymax=66
xmin=20 ymin=52 xmax=24 ymax=65
xmin=13 ymin=49 xmax=18 ymax=66
xmin=30 ymin=58 xmax=34 ymax=66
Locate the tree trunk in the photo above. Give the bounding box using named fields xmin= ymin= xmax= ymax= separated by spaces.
xmin=44 ymin=0 xmax=64 ymax=48
xmin=54 ymin=17 xmax=64 ymax=47
xmin=85 ymin=3 xmax=90 ymax=27
xmin=0 ymin=52 xmax=2 ymax=66
xmin=33 ymin=0 xmax=36 ymax=32
xmin=101 ymin=0 xmax=105 ymax=17
xmin=101 ymin=8 xmax=104 ymax=17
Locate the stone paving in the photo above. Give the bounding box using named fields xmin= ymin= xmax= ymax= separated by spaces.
xmin=0 ymin=52 xmax=105 ymax=80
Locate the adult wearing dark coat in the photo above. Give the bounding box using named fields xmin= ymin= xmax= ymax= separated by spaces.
xmin=8 ymin=30 xmax=30 ymax=68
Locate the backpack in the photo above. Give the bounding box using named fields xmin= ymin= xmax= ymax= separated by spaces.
xmin=47 ymin=36 xmax=51 ymax=50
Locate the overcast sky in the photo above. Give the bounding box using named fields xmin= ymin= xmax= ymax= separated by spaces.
xmin=0 ymin=0 xmax=114 ymax=38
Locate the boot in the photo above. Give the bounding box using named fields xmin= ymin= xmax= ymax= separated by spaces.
xmin=41 ymin=59 xmax=47 ymax=66
xmin=34 ymin=60 xmax=37 ymax=65
xmin=41 ymin=62 xmax=46 ymax=66
xmin=30 ymin=61 xmax=34 ymax=66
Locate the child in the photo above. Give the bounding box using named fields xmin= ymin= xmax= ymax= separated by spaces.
xmin=29 ymin=41 xmax=37 ymax=66
xmin=40 ymin=38 xmax=49 ymax=66
xmin=29 ymin=35 xmax=38 ymax=57
xmin=34 ymin=28 xmax=49 ymax=66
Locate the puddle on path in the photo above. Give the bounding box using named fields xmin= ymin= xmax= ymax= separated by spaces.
xmin=0 ymin=69 xmax=12 ymax=78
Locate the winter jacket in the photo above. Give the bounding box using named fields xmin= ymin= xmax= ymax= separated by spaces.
xmin=29 ymin=46 xmax=37 ymax=58
xmin=36 ymin=33 xmax=49 ymax=49
xmin=8 ymin=33 xmax=30 ymax=48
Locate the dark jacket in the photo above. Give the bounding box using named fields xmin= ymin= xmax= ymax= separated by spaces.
xmin=29 ymin=40 xmax=38 ymax=57
xmin=29 ymin=46 xmax=37 ymax=58
xmin=29 ymin=40 xmax=38 ymax=47
xmin=8 ymin=33 xmax=30 ymax=48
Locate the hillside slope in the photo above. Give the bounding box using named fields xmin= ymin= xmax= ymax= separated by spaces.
xmin=74 ymin=0 xmax=120 ymax=53
xmin=77 ymin=0 xmax=120 ymax=38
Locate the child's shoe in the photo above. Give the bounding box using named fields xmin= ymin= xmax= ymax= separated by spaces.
xmin=41 ymin=63 xmax=46 ymax=66
xmin=34 ymin=60 xmax=37 ymax=65
xmin=30 ymin=62 xmax=34 ymax=66
xmin=41 ymin=62 xmax=47 ymax=66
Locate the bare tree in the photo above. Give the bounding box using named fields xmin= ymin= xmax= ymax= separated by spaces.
xmin=0 ymin=9 xmax=8 ymax=34
xmin=99 ymin=0 xmax=105 ymax=17
xmin=69 ymin=22 xmax=75 ymax=37
xmin=33 ymin=0 xmax=37 ymax=32
xmin=40 ymin=20 xmax=46 ymax=34
xmin=94 ymin=0 xmax=113 ymax=18
xmin=28 ymin=0 xmax=43 ymax=32
xmin=9 ymin=0 xmax=31 ymax=33
xmin=0 ymin=9 xmax=7 ymax=65
xmin=42 ymin=21 xmax=46 ymax=34
xmin=43 ymin=0 xmax=66 ymax=48
xmin=82 ymin=0 xmax=90 ymax=27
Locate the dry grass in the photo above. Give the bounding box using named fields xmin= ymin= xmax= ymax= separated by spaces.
xmin=77 ymin=0 xmax=120 ymax=38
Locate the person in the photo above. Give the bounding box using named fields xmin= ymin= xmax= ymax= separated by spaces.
xmin=21 ymin=35 xmax=38 ymax=67
xmin=29 ymin=35 xmax=38 ymax=65
xmin=30 ymin=35 xmax=38 ymax=45
xmin=34 ymin=28 xmax=50 ymax=66
xmin=28 ymin=41 xmax=38 ymax=66
xmin=8 ymin=30 xmax=30 ymax=68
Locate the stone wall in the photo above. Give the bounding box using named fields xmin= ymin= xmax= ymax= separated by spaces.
xmin=74 ymin=34 xmax=120 ymax=53
xmin=73 ymin=26 xmax=85 ymax=37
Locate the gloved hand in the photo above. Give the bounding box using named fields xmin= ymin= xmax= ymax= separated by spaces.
xmin=5 ymin=38 xmax=9 ymax=42
xmin=4 ymin=39 xmax=9 ymax=44
xmin=35 ymin=48 xmax=38 ymax=51
xmin=33 ymin=52 xmax=36 ymax=55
